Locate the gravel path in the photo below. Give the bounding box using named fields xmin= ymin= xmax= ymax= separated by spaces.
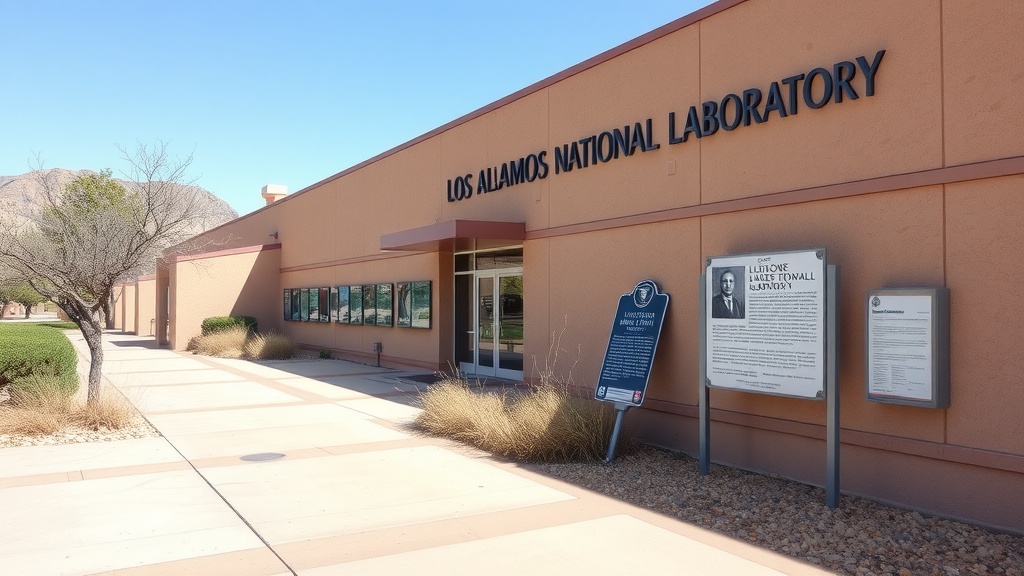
xmin=536 ymin=445 xmax=1024 ymax=575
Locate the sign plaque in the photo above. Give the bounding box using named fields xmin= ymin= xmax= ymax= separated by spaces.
xmin=595 ymin=280 xmax=669 ymax=407
xmin=705 ymin=249 xmax=827 ymax=399
xmin=866 ymin=288 xmax=950 ymax=408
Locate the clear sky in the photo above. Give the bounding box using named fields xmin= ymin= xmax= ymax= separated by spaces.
xmin=1 ymin=1 xmax=714 ymax=216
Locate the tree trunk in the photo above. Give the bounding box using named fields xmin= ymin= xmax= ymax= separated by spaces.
xmin=24 ymin=306 xmax=30 ymax=319
xmin=78 ymin=315 xmax=105 ymax=407
xmin=57 ymin=298 xmax=106 ymax=407
xmin=103 ymin=296 xmax=114 ymax=330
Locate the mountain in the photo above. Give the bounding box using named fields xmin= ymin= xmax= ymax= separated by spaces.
xmin=0 ymin=169 xmax=238 ymax=235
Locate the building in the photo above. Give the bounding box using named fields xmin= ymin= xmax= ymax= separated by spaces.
xmin=115 ymin=0 xmax=1024 ymax=532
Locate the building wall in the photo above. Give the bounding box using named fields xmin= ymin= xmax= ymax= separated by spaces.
xmin=121 ymin=283 xmax=137 ymax=334
xmin=168 ymin=245 xmax=281 ymax=350
xmin=112 ymin=284 xmax=125 ymax=330
xmin=135 ymin=276 xmax=157 ymax=337
xmin=164 ymin=0 xmax=1024 ymax=530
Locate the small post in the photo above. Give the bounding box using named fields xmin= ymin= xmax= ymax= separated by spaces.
xmin=825 ymin=264 xmax=841 ymax=509
xmin=604 ymin=402 xmax=630 ymax=463
xmin=699 ymin=274 xmax=711 ymax=475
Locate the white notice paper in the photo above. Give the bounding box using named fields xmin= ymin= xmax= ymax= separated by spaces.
xmin=867 ymin=294 xmax=933 ymax=402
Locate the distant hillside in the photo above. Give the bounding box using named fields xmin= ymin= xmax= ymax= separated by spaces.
xmin=0 ymin=168 xmax=238 ymax=236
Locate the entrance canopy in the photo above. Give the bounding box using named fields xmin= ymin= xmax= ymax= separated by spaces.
xmin=380 ymin=220 xmax=526 ymax=252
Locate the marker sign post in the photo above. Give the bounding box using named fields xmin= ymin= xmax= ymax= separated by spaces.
xmin=595 ymin=280 xmax=669 ymax=462
xmin=700 ymin=249 xmax=842 ymax=508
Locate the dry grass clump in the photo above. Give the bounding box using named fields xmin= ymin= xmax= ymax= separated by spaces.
xmin=188 ymin=327 xmax=298 ymax=360
xmin=415 ymin=376 xmax=616 ymax=462
xmin=0 ymin=377 xmax=74 ymax=434
xmin=188 ymin=326 xmax=248 ymax=358
xmin=0 ymin=377 xmax=141 ymax=436
xmin=416 ymin=326 xmax=619 ymax=464
xmin=244 ymin=332 xmax=298 ymax=360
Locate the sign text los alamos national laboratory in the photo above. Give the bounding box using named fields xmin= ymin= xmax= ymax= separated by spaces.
xmin=447 ymin=50 xmax=885 ymax=202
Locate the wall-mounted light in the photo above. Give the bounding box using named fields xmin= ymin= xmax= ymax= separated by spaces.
xmin=269 ymin=232 xmax=279 ymax=240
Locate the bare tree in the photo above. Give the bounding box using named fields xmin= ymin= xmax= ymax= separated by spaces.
xmin=0 ymin=142 xmax=230 ymax=406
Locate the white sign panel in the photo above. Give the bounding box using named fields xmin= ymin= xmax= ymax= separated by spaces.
xmin=865 ymin=288 xmax=949 ymax=408
xmin=867 ymin=294 xmax=932 ymax=402
xmin=705 ymin=249 xmax=827 ymax=399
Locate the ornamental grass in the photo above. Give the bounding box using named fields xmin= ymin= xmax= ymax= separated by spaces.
xmin=415 ymin=327 xmax=619 ymax=463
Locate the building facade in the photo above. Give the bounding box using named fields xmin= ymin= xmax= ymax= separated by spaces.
xmin=116 ymin=0 xmax=1024 ymax=532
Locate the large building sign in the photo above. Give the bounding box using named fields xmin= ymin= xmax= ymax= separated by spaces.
xmin=447 ymin=50 xmax=886 ymax=202
xmin=705 ymin=249 xmax=827 ymax=399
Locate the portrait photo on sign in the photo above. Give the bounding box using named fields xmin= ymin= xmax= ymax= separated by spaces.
xmin=711 ymin=266 xmax=745 ymax=319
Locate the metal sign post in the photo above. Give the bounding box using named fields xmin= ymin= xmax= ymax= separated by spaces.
xmin=605 ymin=402 xmax=631 ymax=462
xmin=595 ymin=280 xmax=670 ymax=463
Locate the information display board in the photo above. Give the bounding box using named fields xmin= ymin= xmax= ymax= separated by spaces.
xmin=866 ymin=288 xmax=949 ymax=408
xmin=594 ymin=280 xmax=669 ymax=407
xmin=705 ymin=249 xmax=827 ymax=399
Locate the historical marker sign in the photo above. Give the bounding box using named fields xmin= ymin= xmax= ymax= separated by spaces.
xmin=595 ymin=280 xmax=669 ymax=407
xmin=705 ymin=249 xmax=827 ymax=399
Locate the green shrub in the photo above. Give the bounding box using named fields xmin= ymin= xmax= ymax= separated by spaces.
xmin=200 ymin=316 xmax=257 ymax=336
xmin=0 ymin=324 xmax=79 ymax=398
xmin=319 ymin=347 xmax=332 ymax=359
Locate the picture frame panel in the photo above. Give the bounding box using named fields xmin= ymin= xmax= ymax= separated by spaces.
xmin=349 ymin=285 xmax=363 ymax=325
xmin=411 ymin=281 xmax=431 ymax=329
xmin=376 ymin=283 xmax=393 ymax=326
xmin=338 ymin=286 xmax=350 ymax=323
xmin=362 ymin=284 xmax=377 ymax=325
xmin=397 ymin=283 xmax=412 ymax=327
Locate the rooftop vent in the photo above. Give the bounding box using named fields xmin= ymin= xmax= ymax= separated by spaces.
xmin=261 ymin=184 xmax=287 ymax=206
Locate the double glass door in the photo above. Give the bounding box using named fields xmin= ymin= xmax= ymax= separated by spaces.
xmin=458 ymin=269 xmax=523 ymax=379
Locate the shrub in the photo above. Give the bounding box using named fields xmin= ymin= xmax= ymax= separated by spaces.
xmin=189 ymin=328 xmax=297 ymax=360
xmin=319 ymin=347 xmax=332 ymax=359
xmin=0 ymin=375 xmax=142 ymax=436
xmin=0 ymin=376 xmax=75 ymax=434
xmin=414 ymin=375 xmax=616 ymax=463
xmin=189 ymin=326 xmax=248 ymax=358
xmin=0 ymin=323 xmax=78 ymax=399
xmin=244 ymin=332 xmax=298 ymax=360
xmin=200 ymin=316 xmax=258 ymax=336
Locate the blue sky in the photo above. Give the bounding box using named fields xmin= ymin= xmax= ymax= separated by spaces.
xmin=1 ymin=1 xmax=714 ymax=215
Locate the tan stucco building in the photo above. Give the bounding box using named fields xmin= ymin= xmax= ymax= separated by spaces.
xmin=114 ymin=0 xmax=1024 ymax=532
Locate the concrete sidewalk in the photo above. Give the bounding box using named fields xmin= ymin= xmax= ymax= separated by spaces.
xmin=0 ymin=332 xmax=831 ymax=575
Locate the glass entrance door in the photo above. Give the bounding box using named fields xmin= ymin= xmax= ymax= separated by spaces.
xmin=461 ymin=269 xmax=523 ymax=380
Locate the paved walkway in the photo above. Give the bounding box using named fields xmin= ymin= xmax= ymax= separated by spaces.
xmin=0 ymin=332 xmax=831 ymax=575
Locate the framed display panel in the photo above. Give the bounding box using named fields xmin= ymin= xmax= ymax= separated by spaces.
xmin=376 ymin=283 xmax=393 ymax=326
xmin=362 ymin=284 xmax=377 ymax=325
xmin=411 ymin=281 xmax=431 ymax=328
xmin=396 ymin=283 xmax=412 ymax=327
xmin=337 ymin=286 xmax=350 ymax=323
xmin=349 ymin=285 xmax=363 ymax=325
xmin=283 ymin=289 xmax=291 ymax=321
xmin=330 ymin=287 xmax=340 ymax=323
xmin=319 ymin=287 xmax=330 ymax=322
xmin=300 ymin=288 xmax=311 ymax=321
xmin=291 ymin=289 xmax=300 ymax=321
xmin=704 ymin=248 xmax=827 ymax=400
xmin=866 ymin=287 xmax=950 ymax=408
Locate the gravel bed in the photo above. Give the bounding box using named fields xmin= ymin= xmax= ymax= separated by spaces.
xmin=0 ymin=418 xmax=159 ymax=448
xmin=535 ymin=446 xmax=1024 ymax=575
